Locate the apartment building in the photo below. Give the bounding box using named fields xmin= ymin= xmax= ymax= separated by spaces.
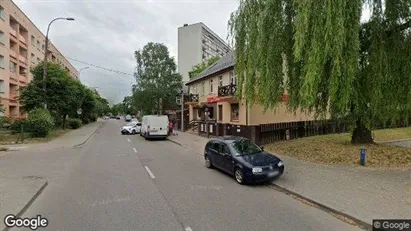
xmin=184 ymin=51 xmax=329 ymax=145
xmin=178 ymin=22 xmax=231 ymax=84
xmin=0 ymin=0 xmax=78 ymax=118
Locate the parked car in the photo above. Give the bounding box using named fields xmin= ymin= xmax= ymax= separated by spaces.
xmin=121 ymin=121 xmax=142 ymax=135
xmin=125 ymin=115 xmax=132 ymax=122
xmin=140 ymin=115 xmax=169 ymax=140
xmin=116 ymin=116 xmax=121 ymax=120
xmin=204 ymin=136 xmax=284 ymax=184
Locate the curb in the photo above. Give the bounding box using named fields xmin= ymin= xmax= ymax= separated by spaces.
xmin=73 ymin=122 xmax=104 ymax=148
xmin=269 ymin=183 xmax=372 ymax=231
xmin=377 ymin=138 xmax=411 ymax=144
xmin=2 ymin=181 xmax=49 ymax=231
xmin=166 ymin=138 xmax=186 ymax=148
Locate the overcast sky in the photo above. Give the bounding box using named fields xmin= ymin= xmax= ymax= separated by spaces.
xmin=14 ymin=0 xmax=240 ymax=104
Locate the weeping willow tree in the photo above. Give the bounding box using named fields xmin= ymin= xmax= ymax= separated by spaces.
xmin=229 ymin=0 xmax=411 ymax=144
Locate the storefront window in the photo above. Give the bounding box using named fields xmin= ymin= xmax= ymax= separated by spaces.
xmin=230 ymin=103 xmax=239 ymax=121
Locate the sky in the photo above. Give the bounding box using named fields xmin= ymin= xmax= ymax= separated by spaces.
xmin=14 ymin=0 xmax=240 ymax=104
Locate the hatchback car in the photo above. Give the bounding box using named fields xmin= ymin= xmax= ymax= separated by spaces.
xmin=121 ymin=122 xmax=141 ymax=135
xmin=204 ymin=136 xmax=284 ymax=184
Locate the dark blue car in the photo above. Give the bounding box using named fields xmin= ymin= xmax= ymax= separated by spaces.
xmin=204 ymin=136 xmax=284 ymax=184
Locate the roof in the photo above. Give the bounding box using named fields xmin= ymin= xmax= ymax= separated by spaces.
xmin=209 ymin=136 xmax=249 ymax=143
xmin=186 ymin=51 xmax=235 ymax=85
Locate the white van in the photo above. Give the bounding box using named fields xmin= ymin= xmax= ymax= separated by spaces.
xmin=140 ymin=115 xmax=169 ymax=140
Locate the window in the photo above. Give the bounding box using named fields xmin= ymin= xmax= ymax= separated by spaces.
xmin=209 ymin=142 xmax=220 ymax=152
xmin=37 ymin=40 xmax=40 ymax=47
xmin=0 ymin=55 xmax=4 ymax=69
xmin=9 ymin=61 xmax=16 ymax=72
xmin=0 ymin=80 xmax=4 ymax=93
xmin=231 ymin=103 xmax=239 ymax=121
xmin=218 ymin=105 xmax=223 ymax=121
xmin=31 ymin=53 xmax=35 ymax=63
xmin=219 ymin=76 xmax=223 ymax=87
xmin=210 ymin=79 xmax=213 ymax=93
xmin=231 ymin=139 xmax=262 ymax=156
xmin=31 ymin=35 xmax=35 ymax=45
xmin=230 ymin=71 xmax=236 ymax=85
xmin=193 ymin=85 xmax=197 ymax=94
xmin=0 ymin=6 xmax=4 ymax=20
xmin=221 ymin=144 xmax=231 ymax=155
xmin=41 ymin=44 xmax=45 ymax=51
xmin=0 ymin=30 xmax=4 ymax=44
xmin=201 ymin=82 xmax=205 ymax=96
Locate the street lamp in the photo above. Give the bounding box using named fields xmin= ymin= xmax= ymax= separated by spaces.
xmin=78 ymin=67 xmax=90 ymax=78
xmin=42 ymin=17 xmax=75 ymax=102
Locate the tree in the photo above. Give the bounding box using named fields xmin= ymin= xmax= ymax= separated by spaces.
xmin=134 ymin=42 xmax=182 ymax=114
xmin=189 ymin=56 xmax=221 ymax=78
xmin=228 ymin=0 xmax=411 ymax=144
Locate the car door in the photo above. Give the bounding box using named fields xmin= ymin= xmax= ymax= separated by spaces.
xmin=220 ymin=143 xmax=234 ymax=174
xmin=208 ymin=141 xmax=223 ymax=169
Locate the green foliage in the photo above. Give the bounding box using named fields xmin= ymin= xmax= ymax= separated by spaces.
xmin=27 ymin=108 xmax=54 ymax=137
xmin=228 ymin=0 xmax=411 ymax=143
xmin=10 ymin=119 xmax=29 ymax=134
xmin=68 ymin=119 xmax=82 ymax=129
xmin=0 ymin=117 xmax=11 ymax=129
xmin=189 ymin=56 xmax=221 ymax=78
xmin=134 ymin=42 xmax=182 ymax=115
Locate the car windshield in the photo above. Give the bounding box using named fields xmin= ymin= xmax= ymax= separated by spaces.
xmin=231 ymin=139 xmax=262 ymax=156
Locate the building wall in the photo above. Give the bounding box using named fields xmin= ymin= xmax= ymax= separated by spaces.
xmin=178 ymin=22 xmax=230 ymax=84
xmin=0 ymin=0 xmax=78 ymax=118
xmin=249 ymin=103 xmax=315 ymax=125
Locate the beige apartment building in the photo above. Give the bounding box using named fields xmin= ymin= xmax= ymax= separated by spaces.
xmin=184 ymin=51 xmax=341 ymax=145
xmin=0 ymin=0 xmax=78 ymax=118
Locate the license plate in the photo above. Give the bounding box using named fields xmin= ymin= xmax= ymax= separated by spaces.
xmin=268 ymin=171 xmax=278 ymax=177
xmin=151 ymin=130 xmax=158 ymax=132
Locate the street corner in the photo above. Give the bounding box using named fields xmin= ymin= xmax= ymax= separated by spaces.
xmin=0 ymin=175 xmax=48 ymax=230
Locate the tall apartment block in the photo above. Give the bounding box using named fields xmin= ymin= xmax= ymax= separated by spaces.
xmin=0 ymin=0 xmax=78 ymax=118
xmin=178 ymin=22 xmax=231 ymax=84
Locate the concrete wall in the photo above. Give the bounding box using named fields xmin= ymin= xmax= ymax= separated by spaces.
xmin=178 ymin=23 xmax=202 ymax=83
xmin=249 ymin=103 xmax=315 ymax=125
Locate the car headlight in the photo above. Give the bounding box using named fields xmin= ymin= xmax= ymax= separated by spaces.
xmin=277 ymin=161 xmax=283 ymax=167
xmin=252 ymin=167 xmax=263 ymax=174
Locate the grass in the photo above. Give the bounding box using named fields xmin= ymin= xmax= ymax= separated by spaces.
xmin=0 ymin=129 xmax=69 ymax=145
xmin=266 ymin=127 xmax=411 ymax=168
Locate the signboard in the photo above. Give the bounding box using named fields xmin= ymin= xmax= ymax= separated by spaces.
xmin=206 ymin=95 xmax=220 ymax=103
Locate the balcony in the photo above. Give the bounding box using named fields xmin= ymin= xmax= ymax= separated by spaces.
xmin=10 ymin=29 xmax=17 ymax=38
xmin=19 ymin=35 xmax=26 ymax=45
xmin=9 ymin=75 xmax=19 ymax=84
xmin=184 ymin=94 xmax=199 ymax=104
xmin=19 ymin=55 xmax=27 ymax=65
xmin=9 ymin=49 xmax=17 ymax=59
xmin=218 ymin=84 xmax=237 ymax=97
xmin=9 ymin=92 xmax=18 ymax=100
xmin=19 ymin=75 xmax=28 ymax=83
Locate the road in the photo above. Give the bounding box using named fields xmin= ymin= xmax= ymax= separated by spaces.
xmin=12 ymin=120 xmax=361 ymax=231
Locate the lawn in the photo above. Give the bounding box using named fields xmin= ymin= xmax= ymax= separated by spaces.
xmin=266 ymin=127 xmax=411 ymax=168
xmin=0 ymin=129 xmax=69 ymax=145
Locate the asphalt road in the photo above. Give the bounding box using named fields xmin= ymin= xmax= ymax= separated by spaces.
xmin=13 ymin=120 xmax=361 ymax=231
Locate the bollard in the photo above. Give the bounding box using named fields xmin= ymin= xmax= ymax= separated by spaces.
xmin=360 ymin=147 xmax=366 ymax=166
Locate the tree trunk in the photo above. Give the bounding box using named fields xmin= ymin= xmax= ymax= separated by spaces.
xmin=62 ymin=115 xmax=66 ymax=130
xmin=351 ymin=120 xmax=373 ymax=144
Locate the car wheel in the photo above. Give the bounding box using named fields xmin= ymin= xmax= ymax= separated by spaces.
xmin=144 ymin=133 xmax=148 ymax=140
xmin=204 ymin=155 xmax=213 ymax=168
xmin=132 ymin=130 xmax=136 ymax=135
xmin=234 ymin=168 xmax=245 ymax=185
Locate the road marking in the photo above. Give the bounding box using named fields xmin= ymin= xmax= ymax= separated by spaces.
xmin=133 ymin=148 xmax=137 ymax=153
xmin=144 ymin=166 xmax=155 ymax=179
xmin=127 ymin=138 xmax=131 ymax=143
xmin=185 ymin=227 xmax=193 ymax=231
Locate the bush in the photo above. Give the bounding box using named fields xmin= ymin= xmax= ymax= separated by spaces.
xmin=0 ymin=117 xmax=11 ymax=129
xmin=10 ymin=119 xmax=30 ymax=134
xmin=82 ymin=118 xmax=90 ymax=125
xmin=90 ymin=115 xmax=97 ymax=122
xmin=68 ymin=119 xmax=82 ymax=129
xmin=28 ymin=108 xmax=54 ymax=137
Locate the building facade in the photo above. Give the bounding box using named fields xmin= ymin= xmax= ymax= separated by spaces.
xmin=177 ymin=22 xmax=231 ymax=84
xmin=184 ymin=52 xmax=345 ymax=145
xmin=0 ymin=0 xmax=78 ymax=118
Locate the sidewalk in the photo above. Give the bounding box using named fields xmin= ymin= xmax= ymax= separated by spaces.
xmin=168 ymin=132 xmax=411 ymax=225
xmin=0 ymin=120 xmax=103 ymax=153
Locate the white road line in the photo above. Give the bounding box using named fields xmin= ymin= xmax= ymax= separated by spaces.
xmin=133 ymin=148 xmax=137 ymax=153
xmin=185 ymin=227 xmax=193 ymax=231
xmin=127 ymin=138 xmax=131 ymax=143
xmin=144 ymin=166 xmax=156 ymax=179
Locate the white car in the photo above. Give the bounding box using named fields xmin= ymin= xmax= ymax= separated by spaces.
xmin=121 ymin=122 xmax=141 ymax=135
xmin=140 ymin=115 xmax=169 ymax=140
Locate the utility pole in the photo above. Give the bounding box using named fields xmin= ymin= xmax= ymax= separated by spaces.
xmin=180 ymin=90 xmax=184 ymax=131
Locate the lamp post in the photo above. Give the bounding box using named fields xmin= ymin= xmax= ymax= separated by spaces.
xmin=78 ymin=67 xmax=89 ymax=78
xmin=42 ymin=17 xmax=75 ymax=104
